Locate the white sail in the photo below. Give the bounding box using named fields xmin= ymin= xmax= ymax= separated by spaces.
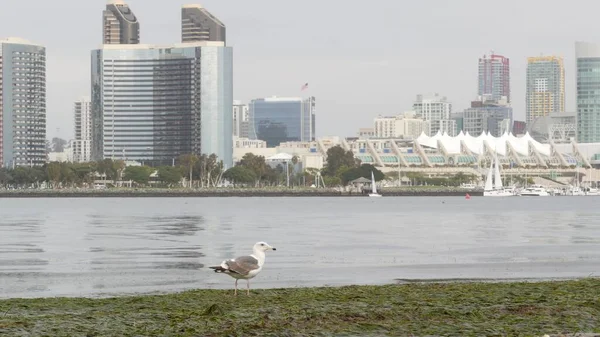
xmin=371 ymin=171 xmax=377 ymax=194
xmin=494 ymin=156 xmax=503 ymax=189
xmin=484 ymin=160 xmax=494 ymax=191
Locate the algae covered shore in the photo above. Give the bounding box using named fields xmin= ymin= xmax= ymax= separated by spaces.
xmin=0 ymin=279 xmax=598 ymax=336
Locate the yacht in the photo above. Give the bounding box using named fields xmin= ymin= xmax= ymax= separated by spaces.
xmin=568 ymin=186 xmax=586 ymax=196
xmin=585 ymin=187 xmax=600 ymax=196
xmin=369 ymin=171 xmax=382 ymax=197
xmin=518 ymin=185 xmax=549 ymax=197
xmin=483 ymin=156 xmax=514 ymax=197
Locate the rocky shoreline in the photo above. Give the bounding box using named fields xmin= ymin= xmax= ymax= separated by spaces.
xmin=0 ymin=188 xmax=482 ymax=198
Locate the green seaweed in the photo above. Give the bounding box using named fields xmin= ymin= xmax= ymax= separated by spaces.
xmin=0 ymin=279 xmax=598 ymax=336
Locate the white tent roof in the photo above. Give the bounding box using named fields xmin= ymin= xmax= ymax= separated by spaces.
xmin=266 ymin=153 xmax=294 ymax=161
xmin=416 ymin=132 xmax=551 ymax=156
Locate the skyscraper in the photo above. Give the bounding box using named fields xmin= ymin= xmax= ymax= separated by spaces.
xmin=73 ymin=97 xmax=92 ymax=163
xmin=526 ymin=56 xmax=565 ymax=124
xmin=478 ymin=53 xmax=510 ymax=103
xmin=103 ymin=0 xmax=140 ymax=45
xmin=576 ymin=42 xmax=600 ymax=143
xmin=181 ymin=5 xmax=226 ymax=44
xmin=91 ymin=41 xmax=233 ymax=168
xmin=0 ymin=38 xmax=47 ymax=168
xmin=248 ymin=97 xmax=316 ymax=147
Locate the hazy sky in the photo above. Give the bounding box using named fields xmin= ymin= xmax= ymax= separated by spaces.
xmin=0 ymin=0 xmax=595 ymax=140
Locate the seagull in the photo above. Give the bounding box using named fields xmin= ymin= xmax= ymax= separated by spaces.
xmin=209 ymin=242 xmax=276 ymax=296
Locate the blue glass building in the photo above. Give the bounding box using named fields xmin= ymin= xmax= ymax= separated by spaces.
xmin=248 ymin=97 xmax=316 ymax=147
xmin=91 ymin=41 xmax=233 ymax=168
xmin=576 ymin=41 xmax=600 ymax=143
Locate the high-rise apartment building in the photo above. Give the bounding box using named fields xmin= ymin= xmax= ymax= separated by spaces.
xmin=91 ymin=41 xmax=233 ymax=167
xmin=374 ymin=112 xmax=426 ymax=139
xmin=248 ymin=97 xmax=316 ymax=147
xmin=72 ymin=97 xmax=92 ymax=163
xmin=181 ymin=5 xmax=226 ymax=44
xmin=478 ymin=53 xmax=510 ymax=103
xmin=412 ymin=94 xmax=456 ymax=136
xmin=233 ymin=101 xmax=249 ymax=138
xmin=0 ymin=38 xmax=46 ymax=167
xmin=526 ymin=56 xmax=565 ymax=124
xmin=413 ymin=94 xmax=451 ymax=121
xmin=576 ymin=42 xmax=600 ymax=143
xmin=103 ymin=0 xmax=140 ymax=45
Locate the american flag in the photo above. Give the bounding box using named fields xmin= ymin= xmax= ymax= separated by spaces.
xmin=301 ymin=82 xmax=309 ymax=91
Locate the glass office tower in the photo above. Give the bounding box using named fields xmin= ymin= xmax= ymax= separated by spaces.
xmin=91 ymin=42 xmax=233 ymax=167
xmin=576 ymin=41 xmax=600 ymax=143
xmin=248 ymin=97 xmax=316 ymax=147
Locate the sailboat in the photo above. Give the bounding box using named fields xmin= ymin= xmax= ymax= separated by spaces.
xmin=483 ymin=156 xmax=514 ymax=197
xmin=369 ymin=171 xmax=382 ymax=197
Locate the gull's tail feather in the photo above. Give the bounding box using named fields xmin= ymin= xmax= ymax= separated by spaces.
xmin=209 ymin=266 xmax=228 ymax=273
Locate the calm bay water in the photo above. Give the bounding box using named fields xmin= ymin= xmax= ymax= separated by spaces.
xmin=0 ymin=196 xmax=599 ymax=299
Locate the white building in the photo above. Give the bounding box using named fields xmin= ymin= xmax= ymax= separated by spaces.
xmin=374 ymin=111 xmax=427 ymax=139
xmin=48 ymin=142 xmax=74 ymax=163
xmin=426 ymin=119 xmax=457 ymax=137
xmin=72 ymin=97 xmax=92 ymax=163
xmin=233 ymin=101 xmax=249 ymax=138
xmin=0 ymin=38 xmax=47 ymax=167
xmin=232 ymin=133 xmax=594 ymax=172
xmin=233 ymin=137 xmax=336 ymax=170
xmin=234 ymin=137 xmax=266 ymax=149
xmin=413 ymin=93 xmax=456 ymax=136
xmin=357 ymin=128 xmax=375 ymax=139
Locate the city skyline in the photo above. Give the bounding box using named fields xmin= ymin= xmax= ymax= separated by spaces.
xmin=0 ymin=0 xmax=598 ymax=141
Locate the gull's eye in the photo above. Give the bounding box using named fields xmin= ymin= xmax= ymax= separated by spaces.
xmin=261 ymin=244 xmax=265 ymax=246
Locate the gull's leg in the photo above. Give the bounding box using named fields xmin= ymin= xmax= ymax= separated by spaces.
xmin=246 ymin=279 xmax=250 ymax=296
xmin=234 ymin=279 xmax=238 ymax=296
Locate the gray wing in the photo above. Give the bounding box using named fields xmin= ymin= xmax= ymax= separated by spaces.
xmin=226 ymin=255 xmax=259 ymax=275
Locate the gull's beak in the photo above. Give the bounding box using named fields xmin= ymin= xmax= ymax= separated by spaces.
xmin=271 ymin=246 xmax=276 ymax=251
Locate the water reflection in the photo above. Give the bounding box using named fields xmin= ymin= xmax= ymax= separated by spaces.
xmin=87 ymin=214 xmax=206 ymax=275
xmin=0 ymin=216 xmax=47 ymax=274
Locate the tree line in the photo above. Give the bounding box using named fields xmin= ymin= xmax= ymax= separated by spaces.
xmin=0 ymin=154 xmax=226 ymax=189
